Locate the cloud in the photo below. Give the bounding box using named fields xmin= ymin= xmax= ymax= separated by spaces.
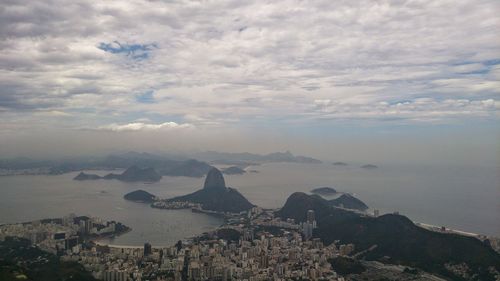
xmin=96 ymin=121 xmax=193 ymax=132
xmin=312 ymin=98 xmax=499 ymax=122
xmin=0 ymin=0 xmax=499 ymax=133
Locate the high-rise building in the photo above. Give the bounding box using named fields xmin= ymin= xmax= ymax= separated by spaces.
xmin=144 ymin=242 xmax=152 ymax=256
xmin=374 ymin=209 xmax=380 ymax=217
xmin=307 ymin=210 xmax=315 ymax=223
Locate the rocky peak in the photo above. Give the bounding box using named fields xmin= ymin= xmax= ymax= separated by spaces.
xmin=203 ymin=168 xmax=226 ymax=190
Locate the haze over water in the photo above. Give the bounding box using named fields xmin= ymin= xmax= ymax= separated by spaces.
xmin=0 ymin=162 xmax=498 ymax=247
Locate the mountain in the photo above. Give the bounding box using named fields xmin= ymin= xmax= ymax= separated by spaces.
xmin=329 ymin=194 xmax=369 ymax=211
xmin=311 ymin=187 xmax=337 ymax=196
xmin=276 ymin=192 xmax=359 ymax=224
xmin=0 ymin=152 xmax=213 ymax=178
xmin=166 ymin=168 xmax=254 ymax=213
xmin=193 ymin=150 xmax=322 ymax=164
xmin=105 ymin=166 xmax=161 ymax=182
xmin=72 ymin=166 xmax=162 ymax=182
xmin=73 ymin=172 xmax=101 ymax=180
xmin=124 ymin=190 xmax=156 ymax=203
xmin=102 ymin=153 xmax=213 ymax=178
xmin=277 ymin=192 xmax=500 ymax=280
xmin=222 ymin=166 xmax=246 ymax=175
xmin=160 ymin=159 xmax=212 ymax=178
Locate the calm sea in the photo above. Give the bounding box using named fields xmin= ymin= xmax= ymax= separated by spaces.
xmin=0 ymin=162 xmax=498 ymax=246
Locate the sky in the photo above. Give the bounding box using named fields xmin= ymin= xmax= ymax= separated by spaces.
xmin=0 ymin=0 xmax=499 ymax=165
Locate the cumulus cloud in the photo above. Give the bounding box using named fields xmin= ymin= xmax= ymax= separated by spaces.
xmin=96 ymin=122 xmax=193 ymax=132
xmin=0 ymin=0 xmax=499 ymax=133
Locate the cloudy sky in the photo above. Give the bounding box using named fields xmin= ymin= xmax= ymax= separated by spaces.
xmin=0 ymin=0 xmax=498 ymax=163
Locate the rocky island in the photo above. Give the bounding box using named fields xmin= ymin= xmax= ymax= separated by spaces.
xmin=124 ymin=190 xmax=156 ymax=203
xmin=222 ymin=166 xmax=246 ymax=175
xmin=310 ymin=187 xmax=337 ymax=196
xmin=164 ymin=168 xmax=254 ymax=213
xmin=361 ymin=164 xmax=378 ymax=169
xmin=74 ymin=172 xmax=101 ymax=181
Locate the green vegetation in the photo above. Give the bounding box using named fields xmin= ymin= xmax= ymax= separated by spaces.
xmin=0 ymin=237 xmax=97 ymax=281
xmin=329 ymin=257 xmax=366 ymax=275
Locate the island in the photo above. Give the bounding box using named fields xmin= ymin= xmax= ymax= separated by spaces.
xmin=73 ymin=166 xmax=162 ymax=183
xmin=124 ymin=189 xmax=156 ymax=203
xmin=310 ymin=187 xmax=337 ymax=196
xmin=333 ymin=162 xmax=348 ymax=166
xmin=329 ymin=193 xmax=369 ymax=211
xmin=74 ymin=172 xmax=101 ymax=181
xmin=161 ymin=168 xmax=254 ymax=213
xmin=361 ymin=164 xmax=378 ymax=169
xmin=222 ymin=166 xmax=246 ymax=175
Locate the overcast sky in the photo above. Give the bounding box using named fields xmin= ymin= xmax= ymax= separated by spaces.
xmin=0 ymin=0 xmax=498 ymax=164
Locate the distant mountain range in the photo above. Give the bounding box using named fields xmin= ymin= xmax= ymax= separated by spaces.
xmin=277 ymin=192 xmax=500 ymax=280
xmin=191 ymin=150 xmax=322 ymax=165
xmin=166 ymin=168 xmax=254 ymax=213
xmin=0 ymin=150 xmax=321 ymax=177
xmin=74 ymin=166 xmax=162 ymax=183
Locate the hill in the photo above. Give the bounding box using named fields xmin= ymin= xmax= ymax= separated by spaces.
xmin=103 ymin=166 xmax=162 ymax=182
xmin=166 ymin=168 xmax=254 ymax=213
xmin=222 ymin=166 xmax=246 ymax=175
xmin=329 ymin=194 xmax=369 ymax=211
xmin=73 ymin=172 xmax=101 ymax=181
xmin=277 ymin=192 xmax=500 ymax=280
xmin=124 ymin=190 xmax=156 ymax=203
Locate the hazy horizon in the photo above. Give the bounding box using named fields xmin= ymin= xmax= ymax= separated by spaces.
xmin=1 ymin=0 xmax=499 ymax=167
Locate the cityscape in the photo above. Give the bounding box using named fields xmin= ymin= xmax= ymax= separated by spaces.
xmin=1 ymin=0 xmax=499 ymax=280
